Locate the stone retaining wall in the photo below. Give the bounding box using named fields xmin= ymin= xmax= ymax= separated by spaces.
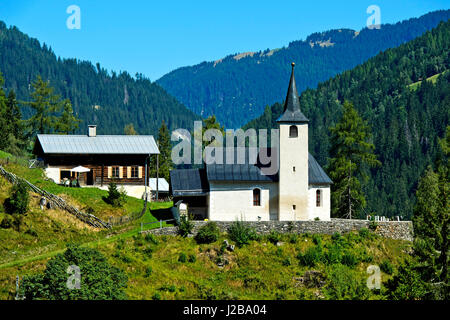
xmin=143 ymin=219 xmax=414 ymax=241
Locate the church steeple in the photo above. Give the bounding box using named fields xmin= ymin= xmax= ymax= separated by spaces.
xmin=277 ymin=62 xmax=309 ymax=123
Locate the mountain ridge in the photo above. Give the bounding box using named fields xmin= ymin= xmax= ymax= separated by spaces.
xmin=157 ymin=10 xmax=450 ymax=128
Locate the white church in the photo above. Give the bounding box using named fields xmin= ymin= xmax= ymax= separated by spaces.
xmin=170 ymin=63 xmax=332 ymax=221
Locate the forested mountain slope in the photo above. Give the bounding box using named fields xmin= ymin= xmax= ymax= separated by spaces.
xmin=0 ymin=22 xmax=200 ymax=135
xmin=157 ymin=10 xmax=450 ymax=128
xmin=245 ymin=20 xmax=450 ymax=219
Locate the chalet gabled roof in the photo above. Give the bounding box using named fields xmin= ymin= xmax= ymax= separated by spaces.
xmin=35 ymin=134 xmax=159 ymax=155
xmin=277 ymin=63 xmax=309 ymax=123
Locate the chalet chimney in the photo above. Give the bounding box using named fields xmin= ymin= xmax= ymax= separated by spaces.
xmin=88 ymin=125 xmax=97 ymax=137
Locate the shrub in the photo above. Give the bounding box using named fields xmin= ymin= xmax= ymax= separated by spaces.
xmin=324 ymin=244 xmax=342 ymax=265
xmin=3 ymin=181 xmax=29 ymax=215
xmin=195 ymin=222 xmax=220 ymax=244
xmin=145 ymin=233 xmax=159 ymax=245
xmin=282 ymin=257 xmax=291 ymax=266
xmin=143 ymin=246 xmax=154 ymax=258
xmin=178 ymin=252 xmax=187 ymax=263
xmin=188 ymin=254 xmax=197 ymax=263
xmin=152 ymin=292 xmax=161 ymax=300
xmin=324 ymin=264 xmax=370 ymax=300
xmin=227 ymin=220 xmax=258 ymax=248
xmin=144 ymin=266 xmax=153 ymax=277
xmin=312 ymin=234 xmax=322 ymax=246
xmin=289 ymin=234 xmax=298 ymax=244
xmin=380 ymin=260 xmax=394 ymax=275
xmin=341 ymin=251 xmax=359 ymax=267
xmin=105 ymin=181 xmax=126 ymax=207
xmin=116 ymin=238 xmax=125 ymax=250
xmin=358 ymin=228 xmax=370 ymax=239
xmin=268 ymin=230 xmax=281 ymax=245
xmin=331 ymin=232 xmax=343 ymax=242
xmin=297 ymin=245 xmax=323 ymax=267
xmin=0 ymin=214 xmax=13 ymax=229
xmin=19 ymin=244 xmax=128 ymax=300
xmin=177 ymin=215 xmax=194 ymax=237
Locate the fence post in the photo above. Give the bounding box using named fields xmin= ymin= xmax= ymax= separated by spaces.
xmin=141 ymin=222 xmax=143 ymax=233
xmin=160 ymin=220 xmax=162 ymax=229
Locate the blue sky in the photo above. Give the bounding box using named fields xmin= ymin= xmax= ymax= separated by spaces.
xmin=0 ymin=0 xmax=448 ymax=80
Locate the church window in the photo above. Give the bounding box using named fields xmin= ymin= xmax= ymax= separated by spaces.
xmin=253 ymin=188 xmax=261 ymax=206
xmin=289 ymin=125 xmax=298 ymax=138
xmin=316 ymin=190 xmax=321 ymax=207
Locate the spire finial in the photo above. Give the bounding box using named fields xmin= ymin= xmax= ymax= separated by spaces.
xmin=291 ymin=62 xmax=295 ymax=68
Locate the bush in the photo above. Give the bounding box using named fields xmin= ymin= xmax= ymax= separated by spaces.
xmin=195 ymin=222 xmax=220 ymax=244
xmin=324 ymin=264 xmax=370 ymax=300
xmin=268 ymin=230 xmax=281 ymax=245
xmin=178 ymin=252 xmax=187 ymax=263
xmin=3 ymin=181 xmax=29 ymax=215
xmin=188 ymin=254 xmax=197 ymax=263
xmin=341 ymin=251 xmax=359 ymax=267
xmin=324 ymin=244 xmax=342 ymax=265
xmin=143 ymin=246 xmax=154 ymax=258
xmin=177 ymin=215 xmax=194 ymax=237
xmin=144 ymin=266 xmax=153 ymax=277
xmin=312 ymin=234 xmax=322 ymax=246
xmin=282 ymin=257 xmax=291 ymax=266
xmin=105 ymin=181 xmax=127 ymax=207
xmin=145 ymin=233 xmax=159 ymax=245
xmin=0 ymin=214 xmax=13 ymax=229
xmin=227 ymin=220 xmax=258 ymax=248
xmin=297 ymin=245 xmax=323 ymax=267
xmin=152 ymin=292 xmax=161 ymax=300
xmin=380 ymin=260 xmax=394 ymax=275
xmin=20 ymin=244 xmax=128 ymax=300
xmin=358 ymin=228 xmax=370 ymax=239
xmin=289 ymin=234 xmax=298 ymax=244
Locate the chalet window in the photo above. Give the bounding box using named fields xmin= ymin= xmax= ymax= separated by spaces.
xmin=293 ymin=205 xmax=296 ymax=210
xmin=130 ymin=166 xmax=139 ymax=178
xmin=253 ymin=188 xmax=261 ymax=206
xmin=289 ymin=125 xmax=298 ymax=138
xmin=111 ymin=166 xmax=120 ymax=179
xmin=316 ymin=190 xmax=321 ymax=207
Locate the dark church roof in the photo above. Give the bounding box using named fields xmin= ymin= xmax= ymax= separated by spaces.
xmin=308 ymin=154 xmax=333 ymax=185
xmin=169 ymin=153 xmax=332 ymax=197
xmin=277 ymin=63 xmax=309 ymax=123
xmin=170 ymin=168 xmax=209 ymax=197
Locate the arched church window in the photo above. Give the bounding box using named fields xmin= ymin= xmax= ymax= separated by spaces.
xmin=289 ymin=125 xmax=298 ymax=138
xmin=316 ymin=190 xmax=321 ymax=207
xmin=253 ymin=188 xmax=261 ymax=206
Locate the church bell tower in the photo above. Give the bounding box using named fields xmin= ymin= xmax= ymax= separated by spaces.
xmin=277 ymin=63 xmax=309 ymax=221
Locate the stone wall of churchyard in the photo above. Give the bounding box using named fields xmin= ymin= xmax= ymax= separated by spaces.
xmin=143 ymin=218 xmax=414 ymax=241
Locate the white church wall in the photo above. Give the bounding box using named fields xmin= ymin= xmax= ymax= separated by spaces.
xmin=208 ymin=181 xmax=278 ymax=221
xmin=307 ymin=186 xmax=331 ymax=221
xmin=278 ymin=123 xmax=309 ymax=221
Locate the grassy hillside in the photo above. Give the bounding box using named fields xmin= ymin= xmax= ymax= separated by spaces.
xmin=0 ymin=228 xmax=412 ymax=300
xmin=0 ymin=151 xmax=174 ymax=299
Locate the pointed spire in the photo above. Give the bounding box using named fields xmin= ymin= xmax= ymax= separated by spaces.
xmin=277 ymin=62 xmax=308 ymax=123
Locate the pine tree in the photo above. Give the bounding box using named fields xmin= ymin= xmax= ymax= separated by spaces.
xmin=25 ymin=75 xmax=63 ymax=135
xmin=0 ymin=73 xmax=8 ymax=151
xmin=56 ymin=99 xmax=80 ymax=134
xmin=326 ymin=101 xmax=381 ymax=218
xmin=124 ymin=123 xmax=137 ymax=135
xmin=150 ymin=121 xmax=173 ymax=182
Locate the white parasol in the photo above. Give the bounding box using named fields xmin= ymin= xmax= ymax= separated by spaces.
xmin=71 ymin=166 xmax=91 ymax=173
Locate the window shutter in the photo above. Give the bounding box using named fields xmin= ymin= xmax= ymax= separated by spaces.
xmin=127 ymin=167 xmax=131 ymax=178
xmin=107 ymin=167 xmax=112 ymax=178
xmin=119 ymin=167 xmax=123 ymax=179
xmin=138 ymin=166 xmax=143 ymax=179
